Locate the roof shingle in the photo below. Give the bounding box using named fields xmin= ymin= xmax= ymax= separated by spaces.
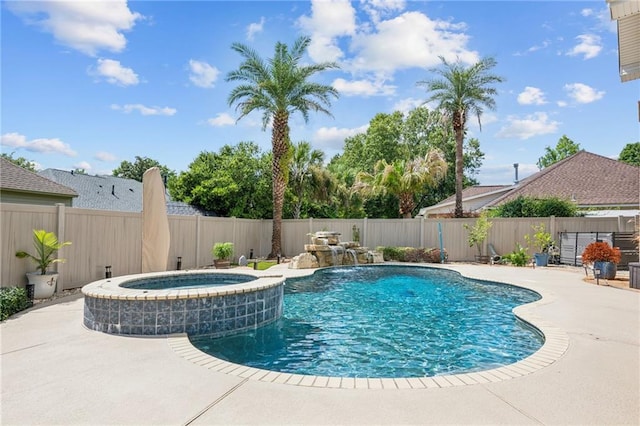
xmin=487 ymin=151 xmax=639 ymax=207
xmin=0 ymin=158 xmax=77 ymax=197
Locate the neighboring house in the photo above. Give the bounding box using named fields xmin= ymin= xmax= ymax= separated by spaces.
xmin=607 ymin=0 xmax=640 ymax=82
xmin=38 ymin=169 xmax=211 ymax=215
xmin=0 ymin=158 xmax=77 ymax=206
xmin=419 ymin=151 xmax=640 ymax=217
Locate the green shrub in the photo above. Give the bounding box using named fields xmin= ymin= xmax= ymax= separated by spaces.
xmin=494 ymin=196 xmax=579 ymax=217
xmin=377 ymin=246 xmax=446 ymax=263
xmin=502 ymin=244 xmax=530 ymax=267
xmin=0 ymin=287 xmax=31 ymax=321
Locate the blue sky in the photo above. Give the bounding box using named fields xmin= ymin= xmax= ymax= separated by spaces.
xmin=2 ymin=0 xmax=638 ymax=185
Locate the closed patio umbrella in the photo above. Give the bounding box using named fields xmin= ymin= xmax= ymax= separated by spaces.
xmin=142 ymin=167 xmax=170 ymax=272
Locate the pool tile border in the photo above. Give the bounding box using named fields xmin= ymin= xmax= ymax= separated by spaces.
xmin=167 ymin=265 xmax=570 ymax=389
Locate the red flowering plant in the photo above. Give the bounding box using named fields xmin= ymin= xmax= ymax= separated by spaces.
xmin=581 ymin=241 xmax=621 ymax=264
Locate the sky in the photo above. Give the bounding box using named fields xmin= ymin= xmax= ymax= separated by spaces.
xmin=2 ymin=0 xmax=638 ymax=185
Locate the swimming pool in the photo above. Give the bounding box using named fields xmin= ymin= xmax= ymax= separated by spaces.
xmin=191 ymin=265 xmax=544 ymax=378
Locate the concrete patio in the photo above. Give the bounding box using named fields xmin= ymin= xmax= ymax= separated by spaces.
xmin=1 ymin=264 xmax=638 ymax=425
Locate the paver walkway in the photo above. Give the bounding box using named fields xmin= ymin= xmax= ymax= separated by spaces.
xmin=1 ymin=264 xmax=638 ymax=425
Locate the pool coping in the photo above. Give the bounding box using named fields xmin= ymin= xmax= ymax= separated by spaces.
xmin=168 ymin=263 xmax=569 ymax=388
xmin=81 ymin=269 xmax=285 ymax=300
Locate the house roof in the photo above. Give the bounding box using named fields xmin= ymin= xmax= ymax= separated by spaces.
xmin=0 ymin=158 xmax=77 ymax=197
xmin=420 ymin=151 xmax=639 ymax=216
xmin=39 ymin=169 xmax=144 ymax=212
xmin=486 ymin=151 xmax=640 ymax=208
xmin=430 ymin=185 xmax=512 ymax=207
xmin=38 ymin=169 xmax=211 ymax=215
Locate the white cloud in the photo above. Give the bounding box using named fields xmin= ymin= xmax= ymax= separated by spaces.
xmin=207 ymin=113 xmax=236 ymax=127
xmin=517 ymin=87 xmax=547 ymax=105
xmin=73 ymin=161 xmax=92 ymax=171
xmin=313 ymin=125 xmax=369 ymax=151
xmin=7 ymin=0 xmax=142 ymax=56
xmin=298 ymin=0 xmax=357 ymax=62
xmin=495 ymin=112 xmax=560 ymax=140
xmin=566 ymin=34 xmax=602 ymax=60
xmin=361 ymin=0 xmax=406 ymax=24
xmin=332 ymin=78 xmax=395 ymax=97
xmin=582 ymin=7 xmax=617 ymax=33
xmin=188 ymin=60 xmax=220 ymax=88
xmin=111 ymin=104 xmax=177 ymax=116
xmin=91 ymin=59 xmax=139 ymax=86
xmin=393 ymin=98 xmax=425 ymax=114
xmin=247 ymin=17 xmax=265 ymax=41
xmin=563 ymin=83 xmax=605 ymax=104
xmin=94 ymin=151 xmax=117 ymax=162
xmin=348 ymin=11 xmax=478 ymax=75
xmin=1 ymin=132 xmax=77 ymax=156
xmin=527 ymin=40 xmax=551 ymax=53
xmin=468 ymin=112 xmax=498 ymax=130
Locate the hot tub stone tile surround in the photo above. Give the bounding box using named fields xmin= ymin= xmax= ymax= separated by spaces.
xmin=82 ymin=271 xmax=285 ymax=337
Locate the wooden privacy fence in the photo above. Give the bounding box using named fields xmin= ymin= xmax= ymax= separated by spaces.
xmin=1 ymin=202 xmax=637 ymax=290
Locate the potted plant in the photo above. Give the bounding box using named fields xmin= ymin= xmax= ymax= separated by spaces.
xmin=212 ymin=242 xmax=234 ymax=269
xmin=581 ymin=241 xmax=621 ymax=280
xmin=525 ymin=223 xmax=554 ymax=267
xmin=463 ymin=213 xmax=492 ymax=263
xmin=15 ymin=229 xmax=71 ymax=299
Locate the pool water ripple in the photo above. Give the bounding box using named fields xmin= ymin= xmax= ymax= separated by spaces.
xmin=191 ymin=265 xmax=544 ymax=378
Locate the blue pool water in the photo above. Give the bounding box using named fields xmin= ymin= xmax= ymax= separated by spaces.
xmin=191 ymin=266 xmax=543 ymax=378
xmin=120 ymin=273 xmax=256 ymax=290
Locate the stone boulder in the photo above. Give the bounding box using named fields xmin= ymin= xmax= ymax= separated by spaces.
xmin=289 ymin=253 xmax=319 ymax=269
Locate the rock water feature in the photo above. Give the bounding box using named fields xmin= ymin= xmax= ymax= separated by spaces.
xmin=290 ymin=231 xmax=384 ymax=269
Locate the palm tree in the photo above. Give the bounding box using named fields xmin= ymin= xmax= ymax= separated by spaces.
xmin=290 ymin=141 xmax=324 ymax=219
xmin=417 ymin=56 xmax=503 ymax=217
xmin=226 ymin=36 xmax=339 ymax=257
xmin=354 ymin=150 xmax=447 ymax=218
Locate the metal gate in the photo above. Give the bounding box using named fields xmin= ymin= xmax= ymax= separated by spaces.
xmin=559 ymin=232 xmax=638 ymax=270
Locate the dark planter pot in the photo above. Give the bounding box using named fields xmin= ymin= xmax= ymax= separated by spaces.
xmin=629 ymin=262 xmax=640 ymax=289
xmin=534 ymin=253 xmax=549 ymax=267
xmin=593 ymin=261 xmax=617 ymax=280
xmin=214 ymin=260 xmax=231 ymax=269
xmin=474 ymin=255 xmax=490 ymax=264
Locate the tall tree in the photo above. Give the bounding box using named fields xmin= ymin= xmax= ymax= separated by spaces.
xmin=226 ymin=36 xmax=339 ymax=257
xmin=536 ymin=135 xmax=581 ymax=169
xmin=113 ymin=156 xmax=175 ymax=182
xmin=289 ymin=141 xmax=324 ymax=219
xmin=618 ymin=142 xmax=640 ymax=166
xmin=353 ymin=150 xmax=447 ymax=218
xmin=418 ymin=56 xmax=503 ymax=217
xmin=1 ymin=153 xmax=36 ymax=171
xmin=169 ymin=142 xmax=272 ymax=218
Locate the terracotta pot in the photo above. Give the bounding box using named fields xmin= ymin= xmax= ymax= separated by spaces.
xmin=213 ymin=260 xmax=231 ymax=269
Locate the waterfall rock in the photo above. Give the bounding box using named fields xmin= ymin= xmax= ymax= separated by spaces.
xmin=289 ymin=253 xmax=319 ymax=269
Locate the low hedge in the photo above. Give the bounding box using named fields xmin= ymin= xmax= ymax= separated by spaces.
xmin=0 ymin=287 xmax=32 ymax=321
xmin=377 ymin=246 xmax=447 ymax=263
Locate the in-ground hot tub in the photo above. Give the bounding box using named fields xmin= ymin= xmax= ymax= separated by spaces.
xmin=82 ymin=270 xmax=285 ymax=337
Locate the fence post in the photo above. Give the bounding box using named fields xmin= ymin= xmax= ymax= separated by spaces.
xmin=362 ymin=217 xmax=368 ymax=247
xmin=195 ymin=215 xmax=201 ymax=268
xmin=55 ymin=203 xmax=66 ymax=294
xmin=420 ymin=216 xmax=425 ymax=248
xmin=549 ymin=216 xmax=556 ymax=242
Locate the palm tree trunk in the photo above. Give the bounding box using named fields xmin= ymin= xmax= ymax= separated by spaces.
xmin=454 ymin=113 xmax=465 ymax=218
xmin=399 ymin=192 xmax=415 ymax=219
xmin=269 ymin=111 xmax=290 ymax=258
